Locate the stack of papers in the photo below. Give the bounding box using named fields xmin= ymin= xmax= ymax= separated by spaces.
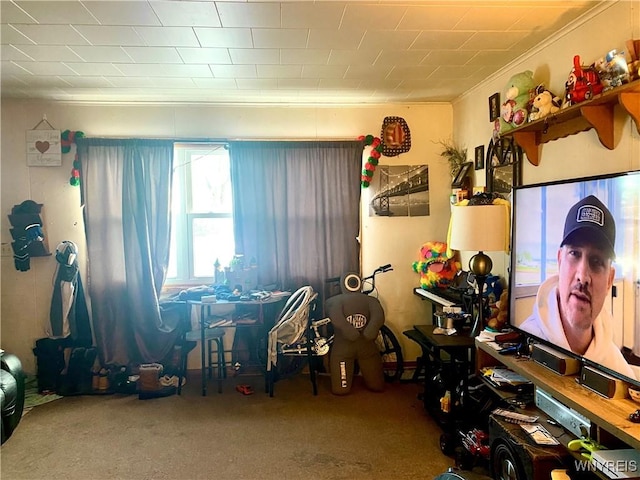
xmin=482 ymin=367 xmax=532 ymax=387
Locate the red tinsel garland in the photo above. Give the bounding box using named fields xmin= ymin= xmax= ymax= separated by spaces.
xmin=358 ymin=134 xmax=383 ymax=188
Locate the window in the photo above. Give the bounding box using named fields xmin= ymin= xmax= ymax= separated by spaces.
xmin=166 ymin=143 xmax=234 ymax=284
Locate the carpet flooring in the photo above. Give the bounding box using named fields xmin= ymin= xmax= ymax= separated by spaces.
xmin=1 ymin=373 xmax=454 ymax=480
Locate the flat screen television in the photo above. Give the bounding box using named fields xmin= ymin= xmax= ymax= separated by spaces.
xmin=509 ymin=170 xmax=640 ymax=387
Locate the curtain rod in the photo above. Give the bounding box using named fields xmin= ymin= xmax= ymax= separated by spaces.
xmin=79 ymin=136 xmax=359 ymax=143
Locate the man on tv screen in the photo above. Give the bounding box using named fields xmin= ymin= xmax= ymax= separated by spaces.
xmin=520 ymin=195 xmax=636 ymax=380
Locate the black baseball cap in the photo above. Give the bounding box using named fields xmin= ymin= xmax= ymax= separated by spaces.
xmin=561 ymin=195 xmax=616 ymax=258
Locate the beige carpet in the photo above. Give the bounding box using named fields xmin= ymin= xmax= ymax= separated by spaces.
xmin=1 ymin=373 xmax=454 ymax=480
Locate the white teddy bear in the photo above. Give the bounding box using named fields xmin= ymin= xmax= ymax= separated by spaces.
xmin=529 ymin=87 xmax=561 ymax=122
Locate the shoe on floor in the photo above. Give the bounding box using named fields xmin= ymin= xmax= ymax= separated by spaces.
xmin=236 ymin=384 xmax=254 ymax=395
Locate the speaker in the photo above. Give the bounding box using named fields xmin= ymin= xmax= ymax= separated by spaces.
xmin=579 ymin=365 xmax=627 ymax=399
xmin=489 ymin=414 xmax=570 ymax=480
xmin=531 ymin=344 xmax=580 ymax=376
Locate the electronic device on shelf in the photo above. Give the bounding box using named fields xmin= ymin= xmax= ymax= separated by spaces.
xmin=508 ymin=170 xmax=640 ymax=390
xmin=534 ymin=387 xmax=591 ymax=438
xmin=492 ymin=408 xmax=539 ymax=424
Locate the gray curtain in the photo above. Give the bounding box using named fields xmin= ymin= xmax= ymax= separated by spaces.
xmin=77 ymin=138 xmax=178 ymax=367
xmin=229 ymin=141 xmax=362 ymax=297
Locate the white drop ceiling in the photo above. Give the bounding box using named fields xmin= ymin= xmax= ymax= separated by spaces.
xmin=0 ymin=0 xmax=602 ymax=105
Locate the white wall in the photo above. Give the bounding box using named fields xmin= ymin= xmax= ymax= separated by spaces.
xmin=1 ymin=100 xmax=452 ymax=372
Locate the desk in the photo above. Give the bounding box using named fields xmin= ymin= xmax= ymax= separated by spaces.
xmin=187 ymin=295 xmax=288 ymax=396
xmin=405 ymin=324 xmax=476 ymax=430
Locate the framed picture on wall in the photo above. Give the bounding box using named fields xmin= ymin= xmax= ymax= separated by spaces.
xmin=474 ymin=145 xmax=484 ymax=170
xmin=488 ymin=92 xmax=500 ymax=122
xmin=451 ymin=162 xmax=473 ymax=188
xmin=486 ymin=145 xmax=522 ymax=194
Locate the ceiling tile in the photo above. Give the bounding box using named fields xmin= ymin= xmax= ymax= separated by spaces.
xmin=236 ymin=78 xmax=278 ymax=90
xmin=10 ymin=45 xmax=83 ymax=62
xmin=0 ymin=2 xmax=37 ymax=24
xmin=277 ymin=78 xmax=319 ymax=89
xmin=432 ymin=65 xmax=482 ymax=80
xmin=256 ymin=65 xmax=302 ymax=79
xmin=301 ymin=65 xmax=347 ymax=79
xmin=103 ymin=76 xmax=153 ymax=87
xmin=14 ymin=1 xmax=98 ymax=25
xmin=9 ymin=25 xmax=89 ymax=45
xmin=1 ymin=45 xmax=34 ymax=62
xmin=344 ymin=65 xmax=393 ymax=80
xmin=12 ymin=75 xmax=73 ymax=87
xmin=1 ymin=61 xmax=32 ymax=76
xmin=68 ymin=46 xmax=134 ymax=63
xmin=210 ymin=64 xmax=257 ymax=78
xmin=64 ymin=62 xmax=126 ymax=76
xmin=1 ymin=25 xmax=36 ymax=45
xmin=82 ymin=1 xmax=161 ymax=26
xmin=194 ymin=28 xmax=253 ymax=48
xmin=229 ymin=48 xmax=279 ymax=65
xmin=455 ymin=6 xmax=529 ymax=31
xmin=192 ymin=78 xmax=238 ymax=88
xmin=73 ymin=26 xmax=144 ymax=46
xmin=359 ymin=31 xmax=420 ymax=51
xmin=134 ymin=27 xmax=200 ymax=47
xmin=342 ymin=4 xmax=407 ymax=30
xmin=281 ymin=49 xmax=330 ymax=65
xmin=122 ymin=47 xmax=183 ymax=63
xmin=398 ymin=5 xmax=469 ymax=30
xmin=386 ymin=65 xmax=438 ymax=79
xmin=252 ymin=29 xmax=308 ymax=49
xmin=461 ymin=31 xmax=527 ymax=50
xmin=281 ymin=3 xmax=345 ymax=29
xmin=318 ymin=78 xmax=361 ymax=89
xmin=148 ymin=77 xmax=197 ymax=88
xmin=421 ymin=50 xmax=476 ymax=66
xmin=328 ymin=50 xmax=380 ymax=66
xmin=466 ymin=50 xmax=520 ymax=67
xmin=177 ymin=47 xmax=231 ymax=64
xmin=148 ymin=1 xmax=221 ymax=27
xmin=412 ymin=31 xmax=475 ymax=50
xmin=307 ymin=29 xmax=365 ymax=50
xmin=13 ymin=61 xmax=77 ymax=76
xmin=56 ymin=76 xmax=113 ymax=88
xmin=216 ymin=3 xmax=281 ymax=28
xmin=115 ymin=63 xmax=212 ymax=77
xmin=375 ymin=51 xmax=429 ymax=67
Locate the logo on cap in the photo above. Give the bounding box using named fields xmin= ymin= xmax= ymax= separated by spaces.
xmin=576 ymin=205 xmax=604 ymax=227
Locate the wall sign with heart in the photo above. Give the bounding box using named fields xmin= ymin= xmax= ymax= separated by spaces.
xmin=26 ymin=129 xmax=61 ymax=166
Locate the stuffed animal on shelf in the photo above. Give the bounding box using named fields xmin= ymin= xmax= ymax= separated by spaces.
xmin=412 ymin=241 xmax=461 ymax=289
xmin=487 ymin=289 xmax=509 ymax=332
xmin=563 ymin=55 xmax=603 ymax=107
xmin=528 ymin=85 xmax=561 ymax=121
xmin=594 ymin=49 xmax=630 ymax=92
xmin=499 ymin=70 xmax=536 ymax=134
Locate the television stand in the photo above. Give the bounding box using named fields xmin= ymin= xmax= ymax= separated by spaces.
xmin=475 ymin=339 xmax=640 ymax=452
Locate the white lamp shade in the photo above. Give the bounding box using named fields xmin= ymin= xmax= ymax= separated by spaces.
xmin=449 ymin=204 xmax=508 ymax=252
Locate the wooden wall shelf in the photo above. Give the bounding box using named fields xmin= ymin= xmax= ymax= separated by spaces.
xmin=505 ymin=79 xmax=640 ymax=166
xmin=476 ymin=340 xmax=640 ymax=452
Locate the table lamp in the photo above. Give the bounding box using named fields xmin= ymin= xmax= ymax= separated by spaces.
xmin=449 ymin=204 xmax=508 ymax=337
